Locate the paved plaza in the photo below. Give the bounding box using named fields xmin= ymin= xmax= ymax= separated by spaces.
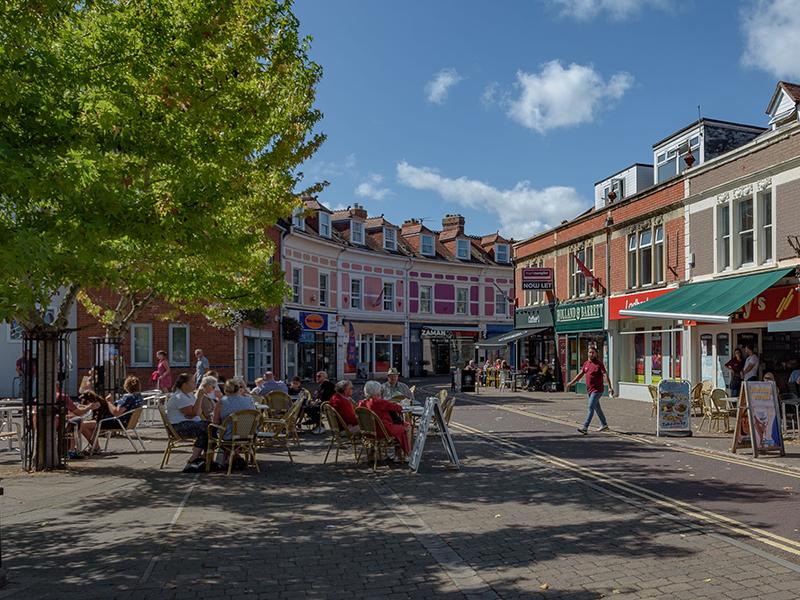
xmin=1 ymin=384 xmax=799 ymax=599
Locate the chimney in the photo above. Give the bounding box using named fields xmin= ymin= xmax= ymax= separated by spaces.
xmin=401 ymin=218 xmax=420 ymax=236
xmin=442 ymin=214 xmax=465 ymax=236
xmin=351 ymin=202 xmax=367 ymax=220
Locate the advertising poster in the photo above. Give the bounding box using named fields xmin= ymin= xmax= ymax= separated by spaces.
xmin=344 ymin=322 xmax=357 ymax=374
xmin=634 ymin=332 xmax=645 ymax=384
xmin=747 ymin=381 xmax=784 ymax=456
xmin=651 ymin=330 xmax=662 ymax=384
xmin=657 ymin=380 xmax=692 ymax=437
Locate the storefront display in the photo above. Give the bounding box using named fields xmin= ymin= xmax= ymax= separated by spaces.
xmin=513 ymin=306 xmax=557 ymax=374
xmin=287 ymin=309 xmax=337 ymax=380
xmin=555 ymin=299 xmax=606 ymax=394
xmin=347 ymin=321 xmax=405 ymax=378
xmin=418 ymin=326 xmax=479 ymax=374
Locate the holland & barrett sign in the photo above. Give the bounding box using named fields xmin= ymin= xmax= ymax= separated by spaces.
xmin=555 ymin=299 xmax=605 ymax=332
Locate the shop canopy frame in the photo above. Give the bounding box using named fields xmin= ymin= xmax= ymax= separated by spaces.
xmin=618 ymin=268 xmax=794 ymax=323
xmin=475 ymin=328 xmax=546 ymax=348
xmin=768 ymin=316 xmax=800 ymax=332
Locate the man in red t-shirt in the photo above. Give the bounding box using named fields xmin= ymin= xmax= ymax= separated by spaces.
xmin=566 ymin=346 xmax=615 ymax=435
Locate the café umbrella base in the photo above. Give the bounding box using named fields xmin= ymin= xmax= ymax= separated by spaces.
xmin=656 ymin=380 xmax=693 ymax=438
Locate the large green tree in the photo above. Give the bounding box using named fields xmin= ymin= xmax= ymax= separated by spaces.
xmin=0 ymin=0 xmax=323 ymax=467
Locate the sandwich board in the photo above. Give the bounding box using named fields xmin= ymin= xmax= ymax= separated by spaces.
xmin=731 ymin=380 xmax=784 ymax=458
xmin=409 ymin=396 xmax=460 ymax=473
xmin=656 ymin=380 xmax=692 ymax=437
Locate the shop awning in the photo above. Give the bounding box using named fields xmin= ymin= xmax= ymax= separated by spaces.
xmin=768 ymin=316 xmax=800 ymax=332
xmin=475 ymin=328 xmax=546 ymax=347
xmin=618 ymin=268 xmax=794 ymax=323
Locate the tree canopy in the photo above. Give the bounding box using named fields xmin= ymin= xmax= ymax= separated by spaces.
xmin=0 ymin=0 xmax=324 ymax=332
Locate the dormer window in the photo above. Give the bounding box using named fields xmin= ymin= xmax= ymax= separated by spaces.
xmin=456 ymin=239 xmax=470 ymax=260
xmin=318 ymin=212 xmax=331 ymax=238
xmin=495 ymin=243 xmax=509 ymax=263
xmin=383 ymin=227 xmax=397 ymax=251
xmin=292 ymin=207 xmax=305 ymax=231
xmin=351 ymin=220 xmax=364 ymax=244
xmin=420 ymin=234 xmax=435 ymax=256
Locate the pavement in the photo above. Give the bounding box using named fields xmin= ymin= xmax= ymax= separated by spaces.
xmin=0 ymin=382 xmax=798 ymax=599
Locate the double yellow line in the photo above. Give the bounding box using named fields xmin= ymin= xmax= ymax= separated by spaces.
xmin=452 ymin=420 xmax=800 ymax=558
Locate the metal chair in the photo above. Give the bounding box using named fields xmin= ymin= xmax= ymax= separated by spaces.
xmin=207 ymin=409 xmax=261 ymax=475
xmin=89 ymin=406 xmax=146 ymax=455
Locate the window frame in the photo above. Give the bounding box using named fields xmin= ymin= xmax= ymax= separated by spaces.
xmin=655 ymin=135 xmax=700 ymax=183
xmin=318 ymin=211 xmax=331 ymax=238
xmin=626 ymin=225 xmax=665 ymax=290
xmin=319 ymin=272 xmax=328 ymax=308
xmin=350 ymin=278 xmax=362 ymax=310
xmin=292 ymin=207 xmax=305 ymax=231
xmin=382 ymin=281 xmax=395 ymax=311
xmin=455 ymin=287 xmax=468 ymax=315
xmin=736 ymin=196 xmax=754 ymax=267
xmin=420 ymin=234 xmax=435 ymax=256
xmin=351 ymin=220 xmax=365 ymax=245
xmin=456 ymin=239 xmax=470 ymax=260
xmin=495 ymin=244 xmax=509 ymax=263
xmin=383 ymin=227 xmax=397 ymax=251
xmin=569 ymin=245 xmax=594 ymax=299
xmin=291 ymin=267 xmax=302 ymax=303
xmin=714 ymin=185 xmax=775 ymax=274
xmin=494 ymin=289 xmax=507 ymax=315
xmin=419 ymin=284 xmax=433 ymax=313
xmin=6 ymin=320 xmax=23 ymax=343
xmin=168 ymin=323 xmax=190 ymax=367
xmin=130 ymin=323 xmax=153 ymax=367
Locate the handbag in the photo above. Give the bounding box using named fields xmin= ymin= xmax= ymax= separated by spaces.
xmin=389 ymin=411 xmax=404 ymax=425
xmin=150 ymin=370 xmax=159 ymax=382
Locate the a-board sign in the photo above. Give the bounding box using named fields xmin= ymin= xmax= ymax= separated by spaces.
xmin=409 ymin=397 xmax=460 ymax=473
xmin=731 ymin=380 xmax=785 ymax=458
xmin=656 ymin=380 xmax=692 ymax=437
xmin=521 ymin=267 xmax=554 ymax=290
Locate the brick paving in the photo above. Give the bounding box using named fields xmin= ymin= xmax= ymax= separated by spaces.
xmin=0 ymin=397 xmax=798 ymax=599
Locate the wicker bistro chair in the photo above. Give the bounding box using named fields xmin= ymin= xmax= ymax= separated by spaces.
xmin=88 ymin=406 xmax=146 ymax=456
xmin=355 ymin=407 xmax=392 ymax=472
xmin=690 ymin=383 xmax=705 ymax=417
xmin=157 ymin=405 xmax=197 ymax=469
xmin=437 ymin=389 xmax=448 ymax=404
xmin=256 ymin=399 xmax=302 ymax=463
xmin=321 ymin=402 xmax=360 ymax=464
xmin=442 ymin=396 xmax=456 ymax=425
xmin=697 ymin=390 xmax=735 ymax=433
xmin=409 ymin=385 xmax=417 ymax=399
xmin=648 ymin=385 xmax=659 ymax=418
xmin=265 ymin=390 xmax=293 ymax=418
xmin=206 ymin=409 xmax=261 ymax=475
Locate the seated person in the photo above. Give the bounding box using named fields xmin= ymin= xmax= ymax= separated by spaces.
xmin=304 ymin=371 xmax=334 ymax=434
xmin=211 ymin=378 xmax=257 ymax=469
xmin=329 ymin=380 xmax=358 ymax=433
xmin=254 ymin=371 xmax=288 ymax=396
xmin=195 ymin=375 xmax=219 ymax=421
xmin=788 ymin=361 xmax=800 ymax=396
xmin=380 ymin=367 xmax=413 ymax=401
xmin=358 ymin=380 xmax=411 ymax=461
xmin=166 ymin=373 xmax=210 ymax=473
xmin=61 ymin=386 xmax=100 ymax=459
xmin=80 ymin=376 xmax=145 ymax=454
xmin=539 ymin=361 xmax=553 ymax=382
xmin=287 ymin=376 xmax=305 ymax=400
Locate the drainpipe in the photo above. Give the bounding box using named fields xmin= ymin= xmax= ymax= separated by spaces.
xmin=604 ymin=210 xmax=614 ymax=390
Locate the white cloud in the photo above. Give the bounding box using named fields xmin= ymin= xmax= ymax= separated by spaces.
xmin=741 ymin=0 xmax=800 ymax=80
xmin=355 ymin=174 xmax=392 ymax=201
xmin=396 ymin=161 xmax=588 ymax=239
xmin=425 ymin=68 xmax=464 ymax=105
xmin=481 ymin=82 xmax=501 ymax=108
xmin=505 ymin=60 xmax=633 ymax=133
xmin=551 ymin=0 xmax=671 ymax=20
xmin=305 ymin=153 xmax=357 ymax=180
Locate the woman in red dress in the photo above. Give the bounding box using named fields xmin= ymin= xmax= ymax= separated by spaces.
xmin=155 ymin=350 xmax=172 ymax=393
xmin=358 ymin=380 xmax=411 ymax=459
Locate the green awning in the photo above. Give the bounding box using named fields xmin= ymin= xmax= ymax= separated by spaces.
xmin=618 ymin=268 xmax=794 ymax=323
xmin=475 ymin=328 xmax=546 ymax=348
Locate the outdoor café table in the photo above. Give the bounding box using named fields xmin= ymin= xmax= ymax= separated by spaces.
xmin=782 ymin=398 xmax=800 ymax=439
xmin=402 ymin=405 xmax=425 ymax=438
xmin=0 ymin=402 xmax=23 ymax=451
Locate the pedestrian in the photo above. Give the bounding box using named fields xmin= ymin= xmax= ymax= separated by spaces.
xmin=567 ymin=346 xmax=615 ymax=435
xmin=741 ymin=345 xmax=760 ymax=382
xmin=155 ymin=350 xmax=172 ymax=393
xmin=725 ymin=348 xmax=744 ymax=398
xmin=194 ymin=348 xmax=209 ymax=387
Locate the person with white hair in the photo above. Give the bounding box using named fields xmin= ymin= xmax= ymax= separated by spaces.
xmin=358 ymin=380 xmax=411 ymax=460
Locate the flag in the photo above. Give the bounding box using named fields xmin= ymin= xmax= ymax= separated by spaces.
xmin=345 ymin=322 xmax=357 ymax=374
xmin=574 ymin=254 xmax=597 ymax=289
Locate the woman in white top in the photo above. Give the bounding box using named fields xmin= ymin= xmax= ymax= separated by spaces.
xmin=165 ymin=373 xmax=209 ymax=472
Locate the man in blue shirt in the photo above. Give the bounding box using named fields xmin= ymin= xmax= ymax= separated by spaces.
xmin=194 ymin=348 xmax=210 ymax=387
xmin=255 ymin=371 xmax=288 ymax=396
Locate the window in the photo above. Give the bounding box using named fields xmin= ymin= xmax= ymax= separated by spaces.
xmin=130 ymin=324 xmax=152 ymax=367
xmin=319 ymin=273 xmax=328 ymax=307
xmin=318 ymin=212 xmax=331 ymax=238
xmin=383 ymin=281 xmax=394 ymax=311
xmin=456 ymin=239 xmax=470 ymax=260
xmin=246 ymin=333 xmax=272 ymax=384
xmin=737 ymin=197 xmax=754 ymax=266
xmin=656 ymin=136 xmax=700 ymax=182
xmin=569 ymin=245 xmax=593 ymax=298
xmin=495 ymin=289 xmax=507 ymax=315
xmin=169 ymin=324 xmax=190 ymax=366
xmin=350 ymin=278 xmax=362 ymax=310
xmin=351 ymin=220 xmax=364 ymax=244
xmin=717 ymin=204 xmax=731 ymax=270
xmin=627 ymin=226 xmax=664 ymax=289
xmin=6 ymin=320 xmax=23 ymax=342
xmin=384 ymin=228 xmax=397 ymax=251
xmin=292 ymin=268 xmax=302 ymax=303
xmin=495 ymin=244 xmax=509 ymax=263
xmin=760 ymin=190 xmax=773 ymax=263
xmin=419 ymin=285 xmax=432 ymax=313
xmin=456 ymin=288 xmax=468 ymax=314
xmin=421 ymin=234 xmax=435 ymax=256
xmin=292 ymin=207 xmax=305 ymax=230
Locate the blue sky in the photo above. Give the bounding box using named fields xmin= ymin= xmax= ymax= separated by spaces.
xmin=294 ymin=0 xmax=800 ymax=240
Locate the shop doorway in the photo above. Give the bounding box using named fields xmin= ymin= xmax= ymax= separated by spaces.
xmin=736 ymin=330 xmax=760 ymax=355
xmin=434 ymin=342 xmax=450 ymax=375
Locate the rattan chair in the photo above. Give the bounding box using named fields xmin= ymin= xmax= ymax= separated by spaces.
xmin=437 ymin=389 xmax=448 ymax=404
xmin=265 ymin=390 xmax=293 ymax=418
xmin=355 ymin=406 xmax=392 ymax=471
xmin=441 ymin=396 xmax=456 ymax=425
xmin=697 ymin=390 xmax=734 ymax=433
xmin=88 ymin=406 xmax=146 ymax=456
xmin=157 ymin=405 xmax=197 ymax=469
xmin=257 ymin=399 xmax=302 ymax=463
xmin=690 ymin=382 xmax=705 ymax=417
xmin=321 ymin=402 xmax=360 ymax=464
xmin=206 ymin=409 xmax=261 ymax=475
xmin=409 ymin=385 xmax=416 ymax=399
xmin=648 ymin=385 xmax=659 ymax=417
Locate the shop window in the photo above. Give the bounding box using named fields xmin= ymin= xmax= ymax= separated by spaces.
xmin=716 ymin=333 xmax=730 ymax=357
xmin=319 ymin=273 xmax=328 ymax=307
xmin=130 ymin=324 xmax=152 ymax=367
xmin=421 ymin=234 xmax=435 ymax=256
xmin=383 ymin=281 xmax=394 ymax=311
xmin=456 ymin=288 xmax=468 ymax=314
xmin=419 ymin=285 xmax=432 ymax=313
xmin=350 ymin=278 xmax=362 ymax=310
xmin=291 ymin=268 xmax=301 ymax=303
xmin=569 ymin=245 xmax=593 ymax=298
xmin=168 ymin=324 xmax=190 ymax=367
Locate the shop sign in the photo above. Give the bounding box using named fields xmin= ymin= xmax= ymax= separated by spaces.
xmin=299 ymin=311 xmax=329 ymax=331
xmin=608 ymin=288 xmax=675 ymax=320
xmin=732 ymin=285 xmax=799 ymax=323
xmin=555 ymin=299 xmax=605 ymax=332
xmin=421 ymin=327 xmax=454 ymax=340
xmin=656 ymin=380 xmax=692 ymax=437
xmin=521 ymin=267 xmax=554 ymax=290
xmin=514 ymin=306 xmax=554 ymax=329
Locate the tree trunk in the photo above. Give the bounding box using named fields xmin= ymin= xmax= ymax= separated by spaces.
xmin=31 ymin=332 xmax=64 ymax=470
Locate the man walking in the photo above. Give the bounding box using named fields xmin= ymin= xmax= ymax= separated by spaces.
xmin=567 ymin=346 xmax=615 ymax=435
xmin=194 ymin=349 xmax=209 ymax=387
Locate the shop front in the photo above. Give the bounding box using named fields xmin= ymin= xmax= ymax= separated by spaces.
xmin=344 ymin=320 xmax=405 ymax=379
xmin=411 ymin=325 xmax=481 ymax=375
xmin=555 ymin=299 xmax=607 ymax=395
xmin=608 ymin=288 xmax=683 ymax=401
xmin=513 ymin=305 xmax=558 ymax=374
xmin=287 ymin=310 xmax=337 ymax=381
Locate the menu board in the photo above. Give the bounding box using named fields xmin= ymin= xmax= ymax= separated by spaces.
xmin=732 ymin=381 xmax=784 ymax=457
xmin=409 ymin=397 xmax=460 ymax=473
xmin=656 ymin=380 xmax=692 ymax=437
